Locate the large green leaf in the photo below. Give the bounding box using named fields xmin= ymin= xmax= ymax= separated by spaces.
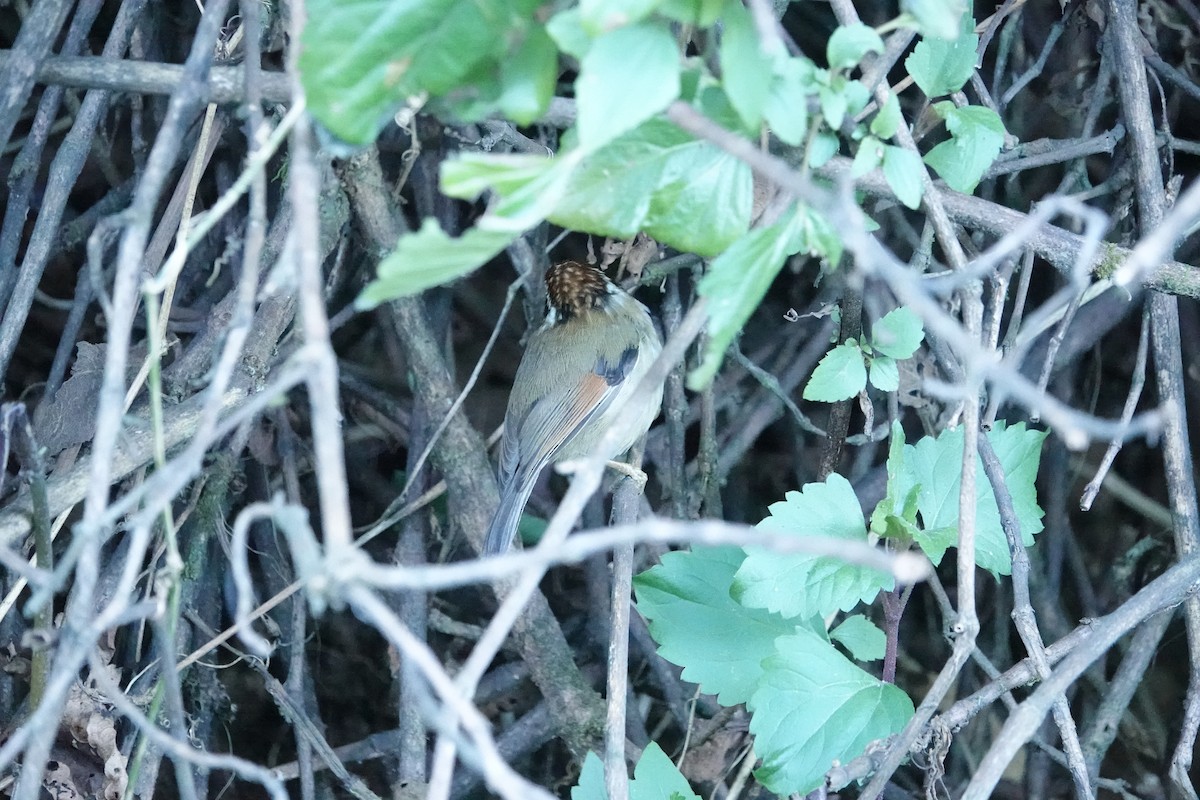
xmin=803 ymin=341 xmax=867 ymax=402
xmin=923 ymin=102 xmax=1006 ymax=193
xmin=301 ymin=0 xmax=541 ymax=144
xmin=732 ymin=474 xmax=893 ymax=619
xmin=750 ymin=629 xmax=913 ymax=795
xmin=634 ymin=548 xmax=801 ymax=705
xmin=576 ymin=21 xmax=681 ymax=150
xmin=551 ymin=118 xmax=752 ymax=256
xmin=357 ymin=219 xmax=513 ymax=308
xmin=719 ymin=0 xmax=774 ymax=130
xmin=572 ymin=744 xmax=702 ymax=800
xmin=895 ymin=421 xmax=1047 ymax=575
xmin=631 ymin=743 xmax=702 ymax=800
xmin=904 ymin=13 xmax=978 ymax=97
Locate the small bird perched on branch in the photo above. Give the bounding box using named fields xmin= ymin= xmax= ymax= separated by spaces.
xmin=483 ymin=260 xmax=664 ymax=556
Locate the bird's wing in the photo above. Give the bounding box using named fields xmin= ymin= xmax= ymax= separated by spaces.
xmin=500 ymin=345 xmax=639 ymax=487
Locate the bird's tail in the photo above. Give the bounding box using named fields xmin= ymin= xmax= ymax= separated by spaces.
xmin=483 ymin=477 xmax=536 ymax=556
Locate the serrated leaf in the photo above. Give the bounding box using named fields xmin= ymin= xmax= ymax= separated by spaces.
xmin=803 ymin=342 xmax=866 ymax=402
xmin=827 ymin=23 xmax=884 ymax=70
xmin=630 ymin=743 xmax=701 ymax=800
xmin=635 ymin=548 xmax=801 ymax=705
xmin=577 ymin=21 xmax=681 ymax=150
xmin=830 ymin=615 xmax=887 ymax=661
xmin=441 ymin=149 xmax=581 ymax=230
xmin=904 ymin=13 xmax=977 ymax=96
xmin=895 ymin=422 xmax=1048 ymax=575
xmin=924 ymin=103 xmax=1006 ymax=193
xmin=869 ymin=355 xmax=899 ymax=391
xmin=851 ymin=136 xmax=885 ymax=178
xmin=870 ymin=421 xmax=911 ymax=536
xmin=749 ymin=629 xmax=914 ymax=795
xmin=572 ymin=752 xmax=607 ymax=800
xmin=870 ymin=91 xmax=902 ymax=138
xmin=733 ymin=474 xmax=894 ymax=618
xmin=719 ymin=0 xmax=775 ymax=130
xmin=882 ymin=145 xmax=924 ymax=209
xmin=903 ymin=0 xmax=969 ymax=40
xmin=871 ymin=307 xmax=925 ymax=358
xmin=552 ymin=119 xmax=752 ymax=256
xmin=356 ymin=219 xmax=513 ymax=309
xmin=762 ymin=57 xmax=813 ymax=146
xmin=301 ymin=0 xmax=536 ymax=145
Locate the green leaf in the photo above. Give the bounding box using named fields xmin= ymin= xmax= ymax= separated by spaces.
xmin=830 ymin=614 xmax=887 ymax=662
xmin=868 ymin=355 xmax=899 ymax=391
xmin=301 ymin=0 xmax=536 ymax=145
xmin=357 ymin=219 xmax=513 ymax=309
xmin=580 ymin=0 xmax=662 ymax=34
xmin=546 ymin=7 xmax=593 ymax=59
xmin=571 ymin=752 xmax=608 ymax=800
xmin=749 ymin=628 xmax=914 ymax=795
xmin=826 ymin=23 xmax=884 ymax=70
xmin=923 ymin=102 xmax=1006 ymax=193
xmin=903 ymin=0 xmax=969 ymax=41
xmin=719 ymin=0 xmax=775 ymax=130
xmin=882 ymin=145 xmax=924 ymax=209
xmin=904 ymin=13 xmax=978 ymax=97
xmin=851 ymin=136 xmax=885 ymax=178
xmin=870 ymin=91 xmax=902 ymax=139
xmin=577 ymin=21 xmax=681 ymax=150
xmin=630 ymin=743 xmax=702 ymax=800
xmin=441 ymin=149 xmax=581 ymax=230
xmin=803 ymin=341 xmax=866 ymax=402
xmin=808 ymin=130 xmax=840 ymax=168
xmin=659 ymin=0 xmax=724 ymax=27
xmin=870 ymin=422 xmax=915 ymax=535
xmin=635 ymin=548 xmax=801 ymax=705
xmin=895 ymin=422 xmax=1048 ymax=575
xmin=762 ymin=57 xmax=813 ymax=146
xmin=871 ymin=307 xmax=925 ymax=358
xmin=498 ymin=26 xmax=558 ymax=124
xmin=551 ymin=119 xmax=752 ymax=257
xmin=732 ymin=474 xmax=894 ymax=618
xmin=689 ymin=210 xmax=803 ymax=389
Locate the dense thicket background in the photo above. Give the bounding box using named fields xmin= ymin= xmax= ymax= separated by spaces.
xmin=0 ymin=0 xmax=1198 ymax=799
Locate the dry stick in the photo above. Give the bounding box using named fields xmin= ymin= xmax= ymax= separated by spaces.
xmin=343 ymin=521 xmax=928 ymax=593
xmin=1078 ymin=610 xmax=1173 ymax=781
xmin=960 ymin=548 xmax=1200 ymax=798
xmin=0 ymin=50 xmax=293 ymax=103
xmin=605 ymin=442 xmax=650 ymax=800
xmin=0 ymin=0 xmax=73 ymax=153
xmin=0 ymin=2 xmax=220 ymax=795
xmin=0 ymin=0 xmax=142 ymax=385
xmin=285 ymin=23 xmax=354 ymax=557
xmin=347 ymin=587 xmax=559 ymax=800
xmin=816 ymin=157 xmax=1199 ymax=298
xmin=85 ymin=650 xmax=291 ymax=800
xmin=978 ymin=434 xmax=1092 ymax=799
xmin=818 ymin=284 xmax=861 ymax=479
xmin=1080 ymin=306 xmax=1151 ymax=511
xmin=1104 ymin=2 xmax=1200 ymax=797
xmin=0 ymin=0 xmax=105 ymax=309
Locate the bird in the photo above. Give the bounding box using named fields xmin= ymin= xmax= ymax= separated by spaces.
xmin=483 ymin=260 xmax=664 ymax=556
